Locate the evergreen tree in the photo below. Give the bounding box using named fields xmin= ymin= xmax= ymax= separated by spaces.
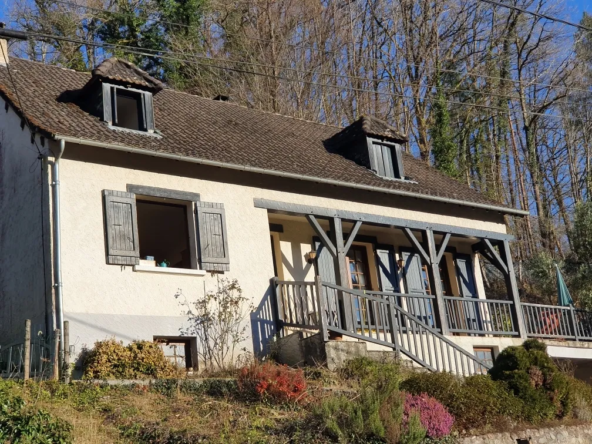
xmin=430 ymin=78 xmax=459 ymax=179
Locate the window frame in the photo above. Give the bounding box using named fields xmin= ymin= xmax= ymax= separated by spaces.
xmin=136 ymin=197 xmax=198 ymax=270
xmin=102 ymin=83 xmax=155 ymax=133
xmin=127 ymin=185 xmax=200 ymax=271
xmin=367 ymin=137 xmax=406 ymax=180
xmin=473 ymin=347 xmax=495 ymax=374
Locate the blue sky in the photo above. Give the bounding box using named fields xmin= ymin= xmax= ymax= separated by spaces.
xmin=0 ymin=1 xmax=589 ymax=37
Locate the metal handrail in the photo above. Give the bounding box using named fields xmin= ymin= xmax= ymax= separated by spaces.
xmin=443 ymin=296 xmax=518 ymax=336
xmin=521 ymin=303 xmax=579 ymax=340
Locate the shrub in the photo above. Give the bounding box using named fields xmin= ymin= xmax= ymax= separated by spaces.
xmin=402 ymin=393 xmax=453 ymax=439
xmin=315 ymin=358 xmax=407 ymax=444
xmin=314 ymin=392 xmax=383 ymax=443
xmin=177 ymin=278 xmax=252 ymax=371
xmin=339 ymin=357 xmax=401 ymax=392
xmin=400 ymin=413 xmax=426 ymax=444
xmin=568 ymin=377 xmax=592 ymax=421
xmin=238 ymin=362 xmax=307 ymax=404
xmin=82 ymin=338 xmax=180 ymax=380
xmin=489 ymin=339 xmax=574 ymax=423
xmin=401 ymin=372 xmax=523 ymax=432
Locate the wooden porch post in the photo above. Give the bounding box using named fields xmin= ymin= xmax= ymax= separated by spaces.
xmin=425 ymin=229 xmax=450 ymax=336
xmin=330 ymin=217 xmax=354 ymax=332
xmin=500 ymin=240 xmax=527 ymax=339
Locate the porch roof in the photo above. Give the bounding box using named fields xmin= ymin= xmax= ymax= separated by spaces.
xmin=256 ymin=198 xmax=513 ymax=241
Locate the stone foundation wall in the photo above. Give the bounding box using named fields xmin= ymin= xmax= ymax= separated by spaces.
xmin=460 ymin=424 xmax=592 ymax=444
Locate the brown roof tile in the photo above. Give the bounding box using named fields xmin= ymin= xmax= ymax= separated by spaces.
xmin=0 ymin=58 xmax=517 ymax=213
xmin=91 ymin=58 xmax=165 ymax=92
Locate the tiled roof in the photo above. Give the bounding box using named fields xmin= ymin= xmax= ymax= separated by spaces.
xmin=0 ymin=58 xmax=519 ymax=214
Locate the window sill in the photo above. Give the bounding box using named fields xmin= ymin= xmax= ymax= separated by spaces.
xmin=133 ymin=265 xmax=207 ymax=276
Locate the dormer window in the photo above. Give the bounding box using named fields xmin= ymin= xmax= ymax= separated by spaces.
xmin=77 ymin=58 xmax=164 ymax=135
xmin=367 ymin=138 xmax=405 ymax=180
xmin=102 ymin=84 xmax=154 ymax=132
xmin=326 ymin=115 xmax=410 ymax=182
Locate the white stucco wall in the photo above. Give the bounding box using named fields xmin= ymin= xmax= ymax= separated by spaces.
xmin=0 ymin=97 xmax=52 ymax=345
xmin=55 ymin=143 xmax=508 ymax=364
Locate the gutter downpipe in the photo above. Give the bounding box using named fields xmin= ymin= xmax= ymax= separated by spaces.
xmin=55 ymin=135 xmax=530 ymax=217
xmin=52 ymin=139 xmax=65 ymax=363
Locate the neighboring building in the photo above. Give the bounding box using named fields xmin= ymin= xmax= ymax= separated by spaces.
xmin=1 ymin=46 xmax=591 ymax=377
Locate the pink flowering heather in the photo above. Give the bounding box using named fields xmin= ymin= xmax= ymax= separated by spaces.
xmin=403 ymin=392 xmax=454 ymax=438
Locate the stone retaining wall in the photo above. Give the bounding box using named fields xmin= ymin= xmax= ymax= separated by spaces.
xmin=460 ymin=424 xmax=592 ymax=444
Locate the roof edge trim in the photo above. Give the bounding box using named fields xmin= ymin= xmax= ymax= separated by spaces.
xmin=55 ymin=135 xmax=530 ymax=217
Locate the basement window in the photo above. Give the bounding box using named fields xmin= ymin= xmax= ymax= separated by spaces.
xmin=474 ymin=347 xmax=495 ymax=374
xmin=136 ymin=199 xmax=193 ymax=269
xmin=154 ymin=336 xmax=197 ymax=370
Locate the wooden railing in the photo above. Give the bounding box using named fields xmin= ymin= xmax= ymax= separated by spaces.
xmin=271 ymin=277 xmax=592 ymax=375
xmin=273 ymin=279 xmax=320 ymax=330
xmin=444 ymin=297 xmax=517 ymax=336
xmin=366 ymin=292 xmax=438 ymax=330
xmin=320 ymin=282 xmax=492 ymax=376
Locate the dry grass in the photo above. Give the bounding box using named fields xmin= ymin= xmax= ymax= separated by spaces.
xmin=37 ymin=401 xmax=118 ymax=444
xmin=16 ymin=382 xmax=313 ymax=443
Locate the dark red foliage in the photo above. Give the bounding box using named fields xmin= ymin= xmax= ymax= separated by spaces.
xmin=238 ymin=362 xmax=307 ymax=404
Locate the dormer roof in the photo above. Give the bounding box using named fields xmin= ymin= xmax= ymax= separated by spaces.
xmin=329 ymin=115 xmax=408 ymax=145
xmin=89 ymin=58 xmax=165 ymax=92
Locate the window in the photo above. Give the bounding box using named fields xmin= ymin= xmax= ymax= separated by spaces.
xmin=347 ymin=245 xmax=370 ymax=291
xmin=421 ymin=262 xmax=452 ymax=295
xmin=368 ymin=139 xmax=405 ymax=180
xmin=102 ymin=187 xmax=230 ymax=272
xmin=474 ymin=347 xmax=495 ymax=374
xmin=115 ymin=89 xmax=142 ymax=131
xmin=102 ymin=83 xmax=154 ymax=133
xmin=137 ymin=200 xmax=192 ymax=269
xmin=154 ymin=336 xmax=198 ymax=371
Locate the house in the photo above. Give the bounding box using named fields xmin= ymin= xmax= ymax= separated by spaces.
xmin=1 ymin=45 xmax=592 ymax=378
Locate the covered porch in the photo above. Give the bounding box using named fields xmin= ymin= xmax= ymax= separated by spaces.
xmin=257 ymin=198 xmax=592 ymax=375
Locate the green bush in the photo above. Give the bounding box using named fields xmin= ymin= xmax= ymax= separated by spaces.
xmin=401 ymin=372 xmax=523 ymax=432
xmin=82 ymin=339 xmax=181 ymax=380
xmin=339 ymin=357 xmax=401 ymax=392
xmin=314 ymin=358 xmax=423 ymax=443
xmin=0 ymin=381 xmax=73 ymax=443
xmin=566 ymin=377 xmax=592 ymax=421
xmin=399 ymin=414 xmax=426 ymax=444
xmin=489 ymin=339 xmax=574 ymax=423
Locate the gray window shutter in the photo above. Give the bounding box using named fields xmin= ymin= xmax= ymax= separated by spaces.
xmin=103 ymin=190 xmax=140 ymax=265
xmin=102 ymin=83 xmax=112 ymax=124
xmin=401 ymin=250 xmax=434 ymax=327
xmin=314 ymin=239 xmax=339 ymax=325
xmin=142 ymin=93 xmax=155 ymax=132
xmin=367 ymin=139 xmax=405 ymax=180
xmin=376 ymin=245 xmax=399 ymax=292
xmin=393 ymin=143 xmax=405 ymax=179
xmin=454 ymin=254 xmax=482 ymax=330
xmin=196 ymin=202 xmax=230 ymax=271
